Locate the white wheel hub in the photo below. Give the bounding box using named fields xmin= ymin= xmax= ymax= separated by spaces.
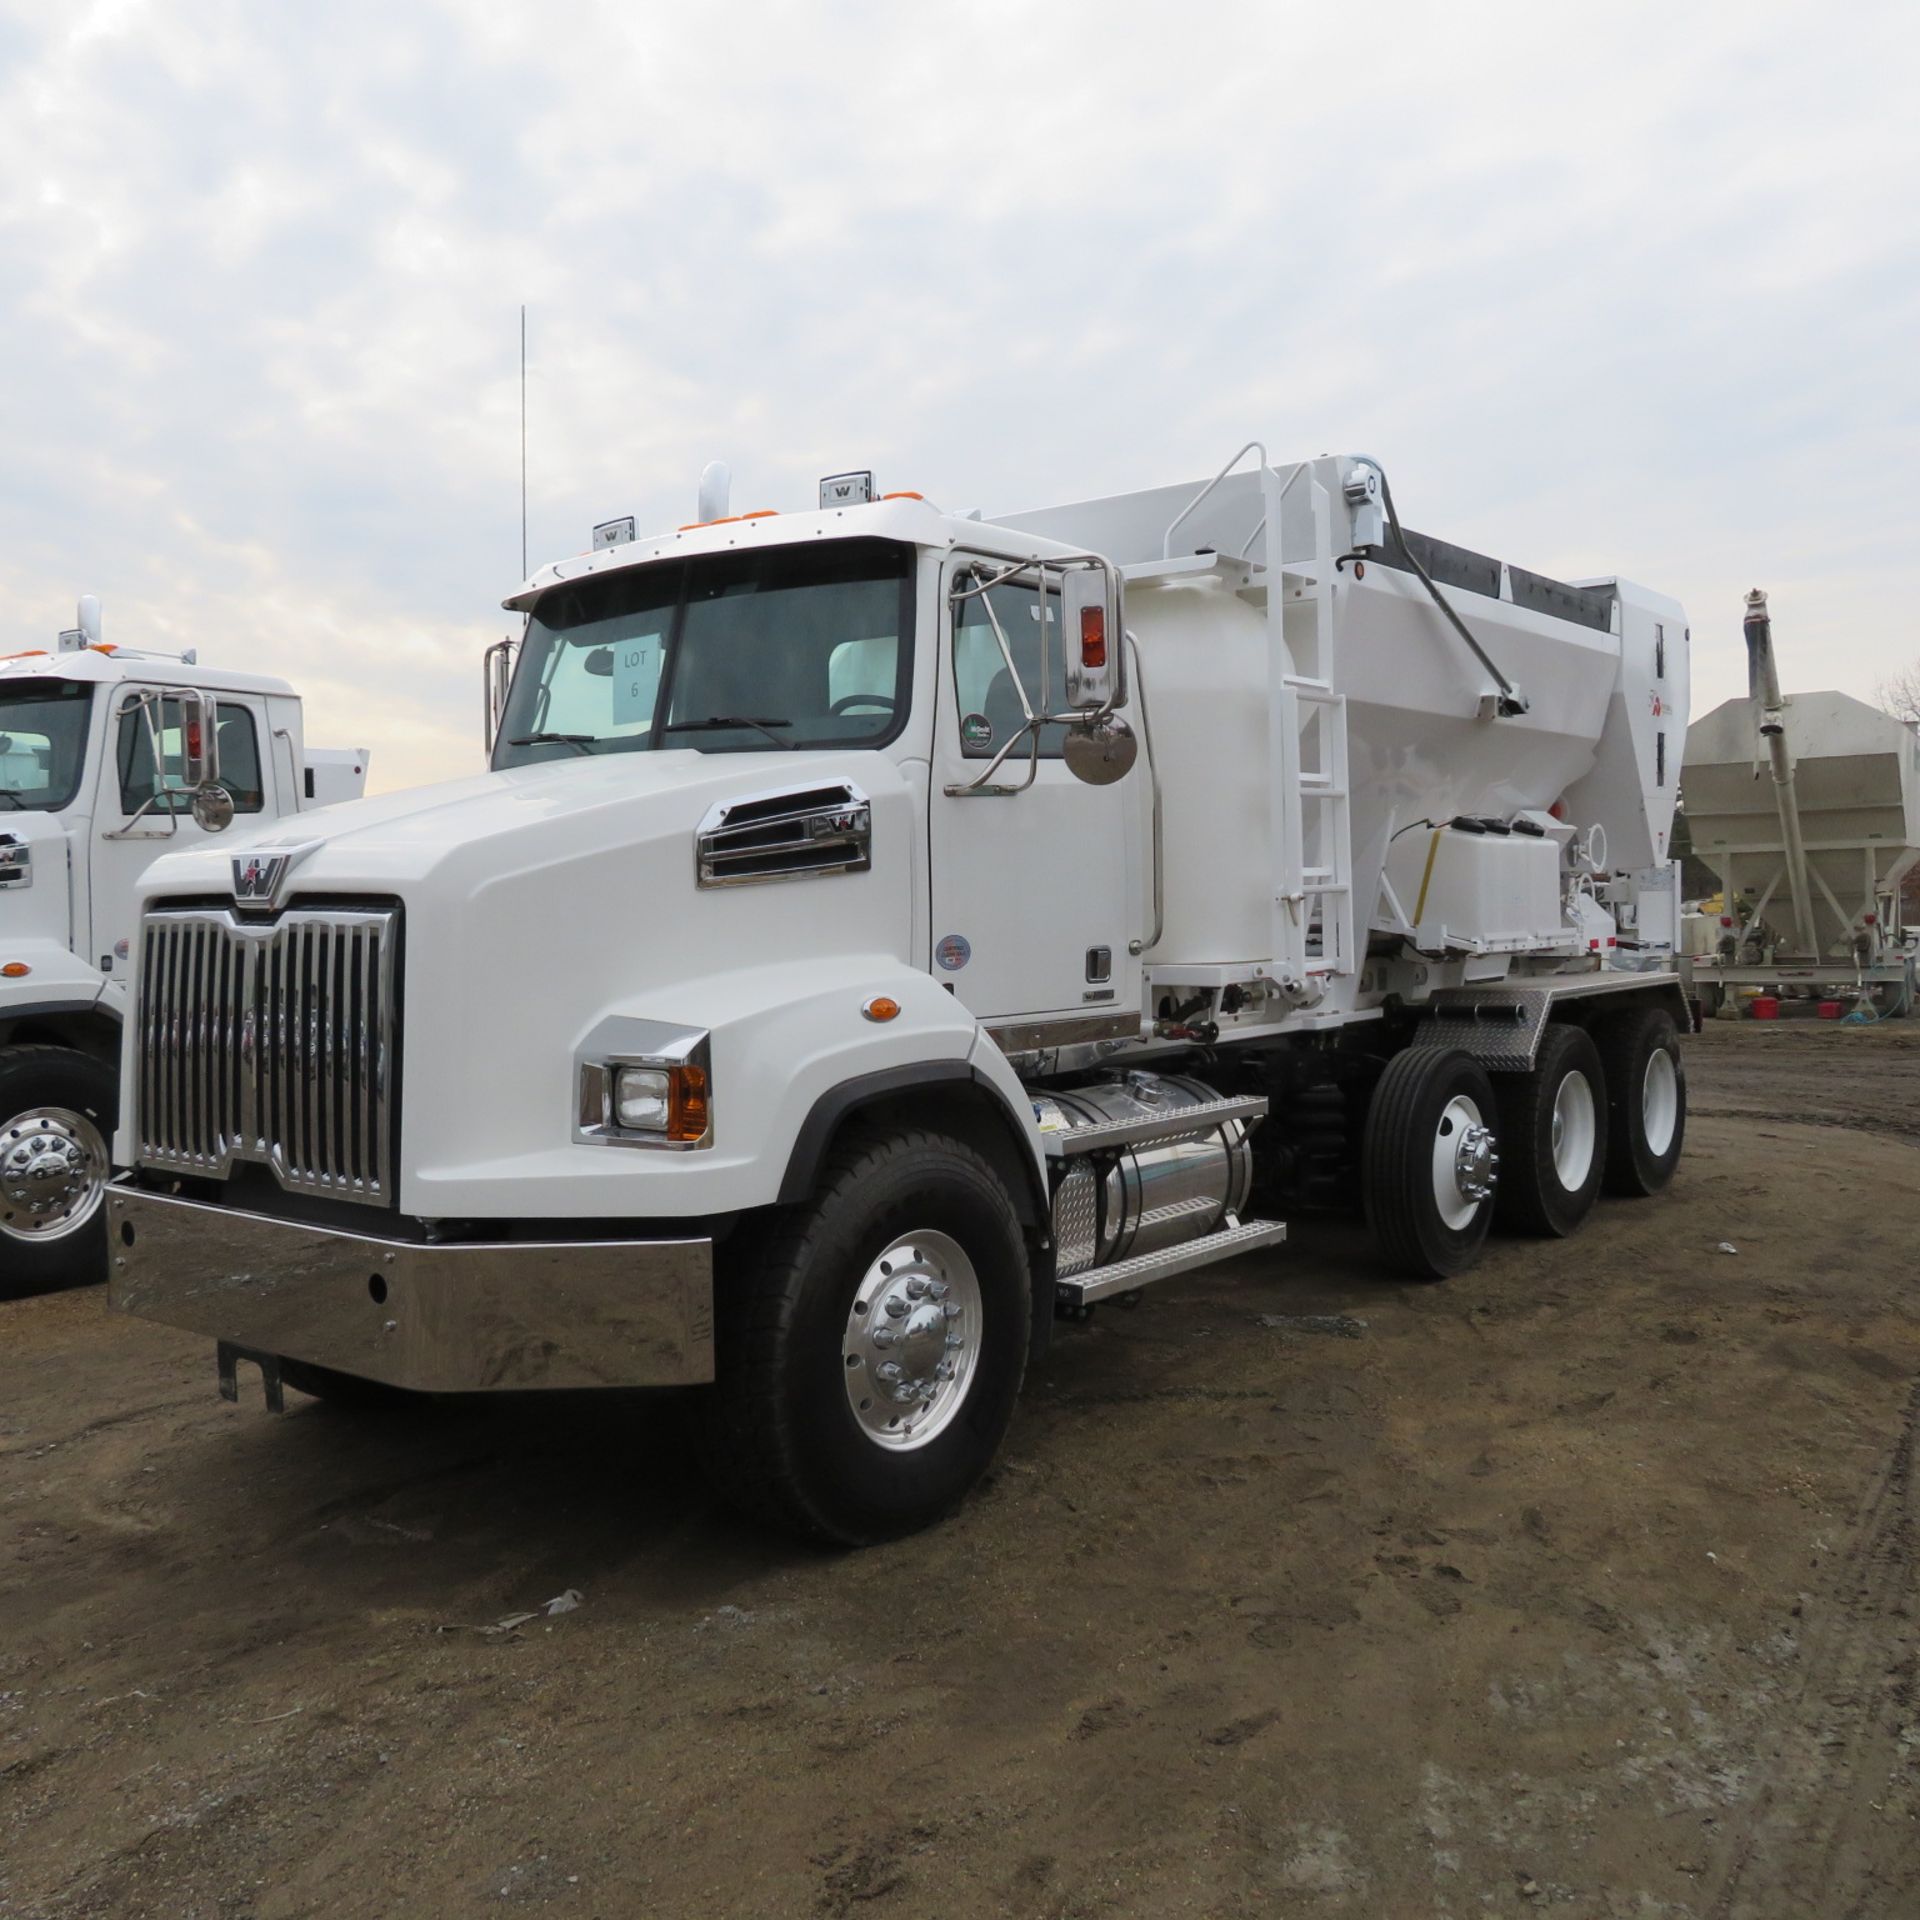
xmin=842 ymin=1230 xmax=982 ymax=1451
xmin=1549 ymin=1068 xmax=1598 ymax=1192
xmin=0 ymin=1107 xmax=108 ymax=1243
xmin=1642 ymin=1046 xmax=1679 ymax=1157
xmin=1431 ymin=1094 xmax=1497 ymax=1231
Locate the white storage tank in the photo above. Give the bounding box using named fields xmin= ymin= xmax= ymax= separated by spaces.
xmin=1685 ymin=690 xmax=1920 ymax=957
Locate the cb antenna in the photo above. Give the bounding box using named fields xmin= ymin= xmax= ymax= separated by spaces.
xmin=519 ymin=304 xmax=528 ymax=579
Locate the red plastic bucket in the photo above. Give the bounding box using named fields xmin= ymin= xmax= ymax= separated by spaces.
xmin=1750 ymin=995 xmax=1781 ymax=1020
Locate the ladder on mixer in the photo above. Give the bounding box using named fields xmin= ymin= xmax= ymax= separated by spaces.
xmin=1258 ymin=459 xmax=1355 ymax=993
xmin=1155 ymin=444 xmax=1357 ymax=999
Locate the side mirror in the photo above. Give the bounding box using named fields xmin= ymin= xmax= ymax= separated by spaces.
xmin=176 ymin=688 xmax=220 ymax=792
xmin=175 ymin=688 xmax=233 ymax=831
xmin=1061 ymin=567 xmax=1123 ymax=712
xmin=484 ymin=637 xmax=518 ymax=753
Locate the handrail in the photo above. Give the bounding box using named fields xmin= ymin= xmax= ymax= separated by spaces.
xmin=1126 ymin=630 xmax=1164 ymax=953
xmin=1162 ymin=440 xmax=1268 ymax=560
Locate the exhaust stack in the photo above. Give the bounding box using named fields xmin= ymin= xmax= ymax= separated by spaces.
xmin=697 ymin=461 xmax=731 ymax=524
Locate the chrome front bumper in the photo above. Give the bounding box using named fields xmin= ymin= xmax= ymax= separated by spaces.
xmin=106 ymin=1184 xmax=715 ymax=1391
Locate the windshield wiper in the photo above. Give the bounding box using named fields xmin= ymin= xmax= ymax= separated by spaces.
xmin=661 ymin=715 xmax=795 ymax=749
xmin=506 ymin=732 xmax=596 ymax=755
xmin=0 ymin=790 xmax=29 ymax=810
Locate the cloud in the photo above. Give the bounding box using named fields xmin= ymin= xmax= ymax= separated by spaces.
xmin=2 ymin=0 xmax=1916 ymax=788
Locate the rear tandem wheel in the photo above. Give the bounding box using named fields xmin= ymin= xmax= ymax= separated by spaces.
xmin=1362 ymin=1047 xmax=1500 ymax=1281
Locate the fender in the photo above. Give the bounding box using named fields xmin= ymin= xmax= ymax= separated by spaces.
xmin=0 ymin=996 xmax=121 ymax=1030
xmin=777 ymin=1057 xmax=1048 ymax=1224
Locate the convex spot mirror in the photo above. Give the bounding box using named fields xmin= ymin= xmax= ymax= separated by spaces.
xmin=191 ymin=784 xmax=236 ymax=832
xmin=1063 ymin=712 xmax=1138 ymax=786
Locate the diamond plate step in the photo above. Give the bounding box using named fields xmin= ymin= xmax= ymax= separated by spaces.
xmin=1041 ymin=1094 xmax=1269 ymax=1159
xmin=1054 ymin=1218 xmax=1289 ymax=1308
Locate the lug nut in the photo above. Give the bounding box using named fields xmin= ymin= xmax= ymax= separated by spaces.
xmin=941 ymin=1301 xmax=961 ymax=1320
xmin=927 ymin=1280 xmax=949 ymax=1300
xmin=871 ymin=1327 xmax=896 ymax=1348
xmin=906 ymin=1277 xmax=930 ymax=1300
xmin=877 ymin=1361 xmax=904 ymax=1383
xmin=884 ymin=1298 xmax=909 ymax=1320
xmin=945 ymin=1332 xmax=963 ymax=1350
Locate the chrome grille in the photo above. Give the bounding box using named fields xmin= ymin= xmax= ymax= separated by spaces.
xmin=136 ymin=905 xmax=399 ymax=1206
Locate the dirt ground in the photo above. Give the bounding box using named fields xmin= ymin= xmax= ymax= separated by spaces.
xmin=4 ymin=1020 xmax=1918 ymax=1919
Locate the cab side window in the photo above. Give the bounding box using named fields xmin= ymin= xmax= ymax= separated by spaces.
xmin=951 ymin=568 xmax=1068 ymax=759
xmin=117 ymin=699 xmax=266 ymax=815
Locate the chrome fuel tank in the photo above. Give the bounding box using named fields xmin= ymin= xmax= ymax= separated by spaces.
xmin=1038 ymin=1072 xmax=1253 ymax=1279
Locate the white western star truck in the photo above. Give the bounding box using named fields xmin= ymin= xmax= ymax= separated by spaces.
xmin=1 ymin=598 xmax=367 ymax=1291
xmin=105 ymin=448 xmax=1690 ymax=1543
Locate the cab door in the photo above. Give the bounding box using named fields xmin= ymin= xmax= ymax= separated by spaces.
xmin=88 ymin=687 xmax=271 ymax=974
xmin=928 ymin=554 xmax=1141 ymax=1036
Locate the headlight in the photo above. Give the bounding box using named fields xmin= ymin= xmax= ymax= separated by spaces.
xmin=614 ymin=1067 xmax=672 ymax=1131
xmin=576 ymin=1025 xmax=713 ymax=1150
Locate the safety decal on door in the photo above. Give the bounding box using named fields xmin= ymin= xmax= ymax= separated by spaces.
xmin=935 ymin=933 xmax=971 ymax=971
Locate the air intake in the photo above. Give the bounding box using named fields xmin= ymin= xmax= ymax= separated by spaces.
xmin=695 ymin=782 xmax=872 ymax=888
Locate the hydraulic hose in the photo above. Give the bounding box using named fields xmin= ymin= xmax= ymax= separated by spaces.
xmin=1350 ymin=457 xmax=1528 ymax=717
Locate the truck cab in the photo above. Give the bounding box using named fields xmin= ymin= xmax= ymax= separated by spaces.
xmin=1 ymin=602 xmax=368 ymax=1289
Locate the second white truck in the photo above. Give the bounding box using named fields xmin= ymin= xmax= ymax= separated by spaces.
xmin=105 ymin=447 xmax=1690 ymax=1541
xmin=1 ymin=599 xmax=367 ymax=1290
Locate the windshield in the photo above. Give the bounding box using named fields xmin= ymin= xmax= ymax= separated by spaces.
xmin=0 ymin=678 xmax=93 ymax=812
xmin=492 ymin=537 xmax=915 ymax=769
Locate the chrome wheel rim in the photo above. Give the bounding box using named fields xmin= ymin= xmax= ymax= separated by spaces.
xmin=0 ymin=1107 xmax=108 ymax=1243
xmin=842 ymin=1229 xmax=982 ymax=1451
xmin=1550 ymin=1068 xmax=1598 ymax=1192
xmin=1431 ymin=1093 xmax=1497 ymax=1231
xmin=1642 ymin=1047 xmax=1679 ymax=1156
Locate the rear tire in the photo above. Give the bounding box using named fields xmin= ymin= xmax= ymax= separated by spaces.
xmin=0 ymin=1045 xmax=114 ymax=1298
xmin=1363 ymin=1048 xmax=1499 ymax=1281
xmin=1493 ymin=1024 xmax=1608 ymax=1237
xmin=699 ymin=1126 xmax=1030 ymax=1545
xmin=1595 ymin=1003 xmax=1686 ymax=1196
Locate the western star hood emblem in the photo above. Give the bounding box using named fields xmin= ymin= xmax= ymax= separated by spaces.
xmin=233 ymin=854 xmax=289 ymax=899
xmin=229 ymin=840 xmax=321 ymax=905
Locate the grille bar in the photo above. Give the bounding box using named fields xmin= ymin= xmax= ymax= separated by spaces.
xmin=137 ymin=905 xmax=399 ymax=1206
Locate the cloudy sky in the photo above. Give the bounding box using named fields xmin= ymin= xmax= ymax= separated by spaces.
xmin=3 ymin=0 xmax=1916 ymax=791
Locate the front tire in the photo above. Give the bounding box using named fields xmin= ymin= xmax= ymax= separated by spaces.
xmin=1363 ymin=1048 xmax=1500 ymax=1281
xmin=1493 ymin=1023 xmax=1608 ymax=1238
xmin=1595 ymin=1004 xmax=1686 ymax=1196
xmin=700 ymin=1126 xmax=1031 ymax=1545
xmin=0 ymin=1045 xmax=115 ymax=1297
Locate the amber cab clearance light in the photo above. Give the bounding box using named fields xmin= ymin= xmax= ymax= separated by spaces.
xmin=879 ymin=490 xmax=924 ymax=502
xmin=1 ymin=962 xmax=30 ymax=979
xmin=862 ymin=995 xmax=901 ymax=1023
